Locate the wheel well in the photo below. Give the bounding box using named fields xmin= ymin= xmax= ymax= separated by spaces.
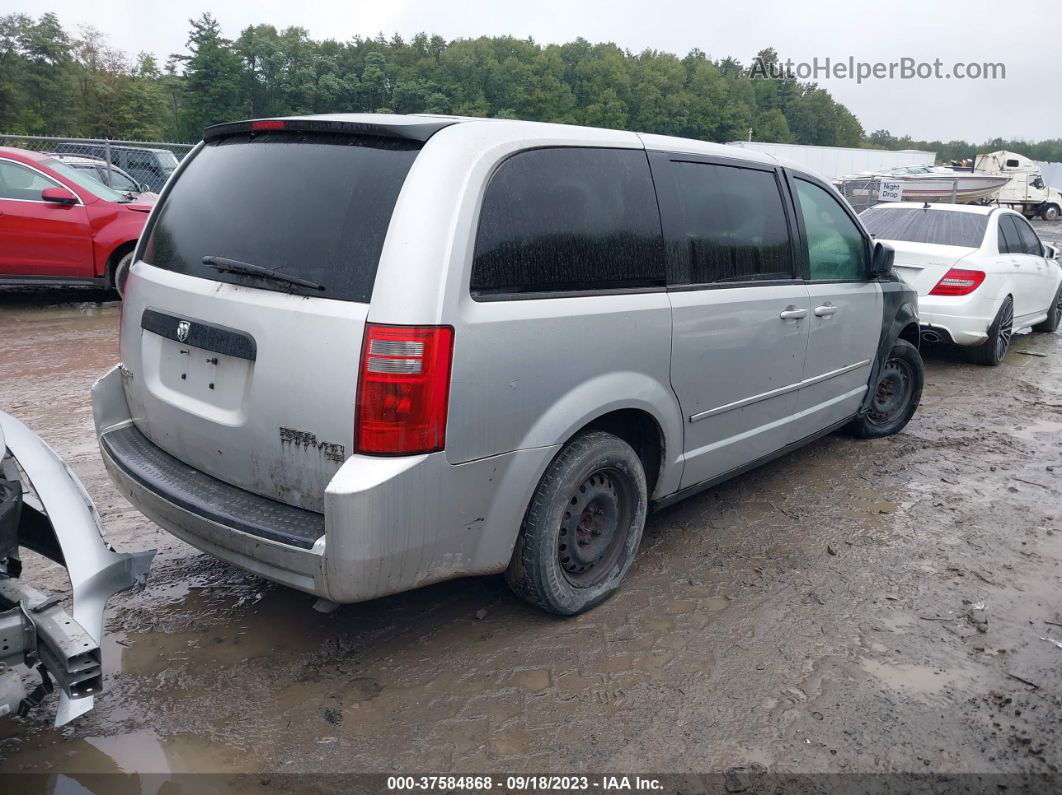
xmin=579 ymin=409 xmax=664 ymax=498
xmin=106 ymin=241 xmax=136 ymax=284
xmin=898 ymin=321 xmax=920 ymax=348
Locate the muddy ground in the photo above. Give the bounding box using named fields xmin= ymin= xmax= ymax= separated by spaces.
xmin=0 ymin=223 xmax=1060 ymax=792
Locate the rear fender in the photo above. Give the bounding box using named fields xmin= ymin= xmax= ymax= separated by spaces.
xmin=514 ymin=371 xmax=684 ymax=498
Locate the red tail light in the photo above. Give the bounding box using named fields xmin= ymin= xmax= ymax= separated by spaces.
xmin=929 ymin=268 xmax=985 ymax=296
xmin=355 ymin=324 xmax=454 ymax=455
xmin=251 ymin=120 xmax=286 ymax=131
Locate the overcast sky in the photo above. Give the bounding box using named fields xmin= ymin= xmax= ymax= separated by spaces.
xmin=10 ymin=0 xmax=1061 ymax=142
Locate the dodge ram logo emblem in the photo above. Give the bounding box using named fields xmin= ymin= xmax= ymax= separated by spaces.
xmin=176 ymin=320 xmax=190 ymax=343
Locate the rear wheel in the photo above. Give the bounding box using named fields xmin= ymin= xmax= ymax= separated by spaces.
xmin=847 ymin=339 xmax=923 ymax=438
xmin=1033 ymin=283 xmax=1062 ymax=333
xmin=965 ymin=296 xmax=1014 ymax=365
xmin=505 ymin=431 xmax=647 ymax=616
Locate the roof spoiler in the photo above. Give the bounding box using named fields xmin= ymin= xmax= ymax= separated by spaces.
xmin=203 ymin=117 xmax=457 ymax=143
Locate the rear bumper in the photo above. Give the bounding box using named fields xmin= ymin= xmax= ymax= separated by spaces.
xmin=917 ymin=293 xmax=1004 ymax=347
xmin=92 ymin=365 xmax=555 ymax=604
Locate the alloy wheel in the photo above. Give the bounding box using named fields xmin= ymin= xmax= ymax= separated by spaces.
xmin=114 ymin=251 xmax=133 ymax=297
xmin=995 ymin=300 xmax=1014 ymax=362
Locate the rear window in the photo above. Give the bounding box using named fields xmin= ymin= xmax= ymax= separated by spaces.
xmin=142 ymin=132 xmax=420 ymax=302
xmin=860 ymin=207 xmax=988 ymax=248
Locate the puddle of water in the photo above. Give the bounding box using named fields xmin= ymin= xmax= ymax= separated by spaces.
xmin=0 ymin=726 xmax=265 ymax=776
xmin=1009 ymin=418 xmax=1062 ymax=443
xmin=102 ymin=588 xmax=332 ymax=678
xmin=860 ymin=658 xmax=973 ymax=698
xmin=702 ymin=596 xmax=730 ymax=612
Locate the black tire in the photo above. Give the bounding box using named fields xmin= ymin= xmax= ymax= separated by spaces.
xmin=847 ymin=339 xmax=924 ymax=439
xmin=1033 ymin=283 xmax=1062 ymax=332
xmin=1041 ymin=204 xmax=1060 ymax=222
xmin=505 ymin=431 xmax=647 ymax=616
xmin=111 ymin=249 xmax=134 ymax=297
xmin=965 ymin=296 xmax=1014 ymax=365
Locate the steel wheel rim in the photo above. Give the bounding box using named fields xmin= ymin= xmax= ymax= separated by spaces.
xmin=995 ymin=300 xmax=1014 ymax=361
xmin=558 ymin=467 xmax=631 ymax=588
xmin=867 ymin=357 xmax=914 ymax=427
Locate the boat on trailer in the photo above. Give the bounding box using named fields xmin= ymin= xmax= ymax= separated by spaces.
xmin=836 ymin=166 xmax=1010 ymax=203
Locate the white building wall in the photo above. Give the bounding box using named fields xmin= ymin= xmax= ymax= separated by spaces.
xmin=727 ymin=141 xmax=936 ymax=180
xmin=1035 ymin=161 xmax=1062 ymax=190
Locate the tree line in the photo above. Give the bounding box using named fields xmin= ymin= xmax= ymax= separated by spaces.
xmin=1 ymin=12 xmax=1059 ymax=164
xmin=864 ymin=130 xmax=1062 ymax=167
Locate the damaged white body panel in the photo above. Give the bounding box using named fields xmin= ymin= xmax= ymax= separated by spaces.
xmin=0 ymin=410 xmax=154 ymax=726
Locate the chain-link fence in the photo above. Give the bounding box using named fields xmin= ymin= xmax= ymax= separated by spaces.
xmin=0 ymin=134 xmax=194 ymax=194
xmin=835 ymin=177 xmax=883 ymax=214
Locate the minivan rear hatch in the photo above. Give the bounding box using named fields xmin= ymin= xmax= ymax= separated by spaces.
xmin=122 ymin=121 xmax=430 ymax=513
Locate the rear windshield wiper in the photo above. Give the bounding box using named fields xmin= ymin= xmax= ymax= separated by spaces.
xmin=202 ymin=256 xmax=325 ymax=292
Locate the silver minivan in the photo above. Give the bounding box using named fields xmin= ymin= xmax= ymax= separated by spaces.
xmin=92 ymin=114 xmax=923 ymax=615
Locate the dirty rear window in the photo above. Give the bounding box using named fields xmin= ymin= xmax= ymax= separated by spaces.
xmin=141 ymin=132 xmax=420 ymax=302
xmin=860 ymin=207 xmax=988 ymax=248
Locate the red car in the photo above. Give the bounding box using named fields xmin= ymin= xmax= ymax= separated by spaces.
xmin=0 ymin=146 xmax=155 ymax=294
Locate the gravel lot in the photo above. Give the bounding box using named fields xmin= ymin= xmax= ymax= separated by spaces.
xmin=0 ymin=223 xmax=1060 ymax=790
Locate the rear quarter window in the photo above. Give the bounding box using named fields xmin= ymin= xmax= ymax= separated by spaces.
xmin=861 ymin=207 xmax=988 ymax=248
xmin=471 ymin=147 xmax=664 ymax=297
xmin=142 ymin=132 xmax=420 ymax=302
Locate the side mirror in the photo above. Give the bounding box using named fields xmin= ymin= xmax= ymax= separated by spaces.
xmin=870 ymin=241 xmax=895 ymax=277
xmin=41 ymin=186 xmax=78 ymax=205
xmin=1045 ymin=244 xmax=1059 ymax=261
xmin=139 ymin=183 xmax=151 ymax=193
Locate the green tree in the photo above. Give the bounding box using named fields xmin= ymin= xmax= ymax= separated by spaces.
xmin=172 ymin=13 xmax=243 ymax=139
xmin=754 ymin=108 xmax=792 ymax=143
xmin=115 ymin=53 xmax=169 ymax=139
xmin=18 ymin=12 xmax=75 ymax=132
xmin=3 ymin=10 xmax=1060 ymax=163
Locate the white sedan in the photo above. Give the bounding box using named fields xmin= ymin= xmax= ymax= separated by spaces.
xmin=861 ymin=202 xmax=1062 ymax=365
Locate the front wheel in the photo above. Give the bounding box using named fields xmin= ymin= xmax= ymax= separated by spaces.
xmin=112 ymin=250 xmax=133 ymax=297
xmin=846 ymin=339 xmax=924 ymax=439
xmin=1041 ymin=204 xmax=1060 ymax=222
xmin=505 ymin=431 xmax=647 ymax=616
xmin=965 ymin=296 xmax=1014 ymax=366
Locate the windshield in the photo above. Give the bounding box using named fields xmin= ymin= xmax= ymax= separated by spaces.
xmin=860 ymin=207 xmax=988 ymax=248
xmin=141 ymin=132 xmax=421 ymax=302
xmin=71 ymin=163 xmax=139 ymax=193
xmin=41 ymin=157 xmax=127 ymax=202
xmin=154 ymin=150 xmax=179 ymax=170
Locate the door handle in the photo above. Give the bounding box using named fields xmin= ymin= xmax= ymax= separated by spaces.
xmin=779 ymin=307 xmax=808 ymax=320
xmin=814 ymin=304 xmax=838 ymax=317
